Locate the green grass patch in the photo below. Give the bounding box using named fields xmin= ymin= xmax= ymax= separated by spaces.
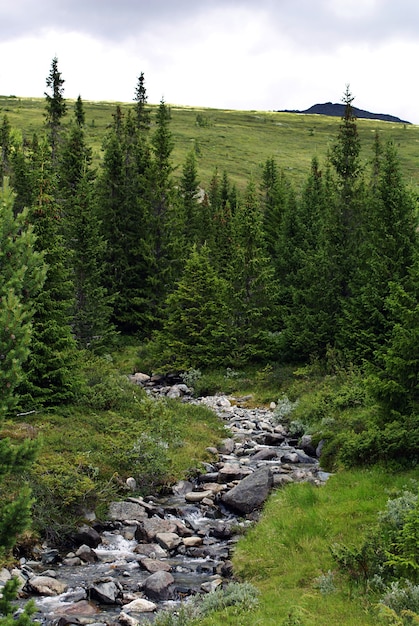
xmin=2 ymin=96 xmax=419 ymax=195
xmin=195 ymin=468 xmax=419 ymax=626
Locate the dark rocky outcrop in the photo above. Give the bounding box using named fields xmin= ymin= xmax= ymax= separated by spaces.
xmin=279 ymin=102 xmax=411 ymax=124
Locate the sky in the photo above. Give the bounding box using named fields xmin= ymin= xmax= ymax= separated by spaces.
xmin=1 ymin=0 xmax=418 ymax=123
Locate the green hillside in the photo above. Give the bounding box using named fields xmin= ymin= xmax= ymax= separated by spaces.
xmin=2 ymin=95 xmax=419 ymax=193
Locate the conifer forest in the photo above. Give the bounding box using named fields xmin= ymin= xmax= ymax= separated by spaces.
xmin=0 ymin=58 xmax=418 ymax=626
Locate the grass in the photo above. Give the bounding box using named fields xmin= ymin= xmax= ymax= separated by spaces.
xmin=2 ymin=95 xmax=419 ymax=195
xmin=197 ymin=468 xmax=419 ymax=626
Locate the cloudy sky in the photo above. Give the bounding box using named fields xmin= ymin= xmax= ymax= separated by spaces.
xmin=1 ymin=0 xmax=418 ymax=123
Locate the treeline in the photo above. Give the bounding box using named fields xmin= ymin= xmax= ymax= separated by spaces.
xmin=0 ymin=61 xmax=418 ymax=442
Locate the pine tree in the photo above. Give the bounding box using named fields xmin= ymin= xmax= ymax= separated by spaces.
xmin=154 ymin=244 xmax=232 ymax=370
xmin=134 ymin=71 xmax=151 ymax=131
xmin=97 ymin=107 xmax=154 ymax=334
xmin=0 ymin=179 xmax=43 ymax=625
xmin=228 ymin=181 xmax=276 ymax=362
xmin=44 ymin=57 xmax=67 ymax=161
xmin=19 ymin=140 xmax=80 ymax=407
xmin=277 ymin=158 xmax=339 ymax=360
xmin=60 ymin=102 xmax=115 ymax=350
xmin=338 ymin=140 xmax=417 ymax=362
xmin=0 ymin=178 xmax=46 ymax=414
xmin=0 ymin=115 xmax=11 ymax=179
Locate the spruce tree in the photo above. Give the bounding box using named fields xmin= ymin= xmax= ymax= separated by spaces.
xmin=367 ymin=261 xmax=419 ymax=464
xmin=0 ymin=179 xmax=43 ymax=625
xmin=19 ymin=140 xmax=80 ymax=407
xmin=0 ymin=115 xmax=11 ymax=179
xmin=60 ymin=102 xmax=115 ymax=350
xmin=277 ymin=158 xmax=339 ymax=360
xmin=134 ymin=71 xmax=151 ymax=131
xmin=97 ymin=107 xmax=153 ymax=334
xmin=338 ymin=140 xmax=417 ymax=362
xmin=154 ymin=244 xmax=232 ymax=370
xmin=329 ymin=86 xmax=364 ymax=301
xmin=44 ymin=57 xmax=67 ymax=162
xmin=228 ymin=181 xmax=276 ymax=362
xmin=0 ymin=178 xmax=46 ymax=414
xmin=260 ymin=157 xmax=295 ymax=261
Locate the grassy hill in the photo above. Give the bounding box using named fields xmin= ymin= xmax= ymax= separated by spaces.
xmin=2 ymin=95 xmax=419 ymax=194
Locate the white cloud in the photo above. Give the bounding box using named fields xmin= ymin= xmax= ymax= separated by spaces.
xmin=0 ymin=1 xmax=418 ymax=123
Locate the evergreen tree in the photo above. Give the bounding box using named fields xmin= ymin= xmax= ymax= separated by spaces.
xmin=367 ymin=261 xmax=419 ymax=464
xmin=0 ymin=115 xmax=11 ymax=179
xmin=338 ymin=140 xmax=417 ymax=362
xmin=228 ymin=181 xmax=276 ymax=362
xmin=260 ymin=157 xmax=295 ymax=260
xmin=74 ymin=94 xmax=85 ymax=127
xmin=178 ymin=150 xmax=201 ymax=247
xmin=277 ymin=158 xmax=339 ymax=360
xmin=44 ymin=56 xmax=67 ymax=161
xmin=146 ymin=98 xmax=176 ymax=323
xmin=60 ymin=102 xmax=115 ymax=349
xmin=0 ymin=178 xmax=46 ymax=415
xmin=329 ymin=86 xmax=364 ymax=289
xmin=0 ymin=179 xmax=43 ymax=626
xmin=134 ymin=71 xmax=151 ymax=131
xmin=19 ymin=140 xmax=80 ymax=407
xmin=154 ymin=244 xmax=232 ymax=370
xmin=97 ymin=107 xmax=153 ymax=334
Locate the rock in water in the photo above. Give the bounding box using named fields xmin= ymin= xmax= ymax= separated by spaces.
xmin=221 ymin=466 xmax=273 ymax=514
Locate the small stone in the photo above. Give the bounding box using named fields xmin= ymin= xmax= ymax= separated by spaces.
xmin=184 ymin=490 xmax=213 ymax=503
xmin=183 ymin=536 xmax=203 ymax=548
xmin=122 ymin=598 xmax=157 ymax=613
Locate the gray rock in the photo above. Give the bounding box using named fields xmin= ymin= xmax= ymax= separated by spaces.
xmin=135 ymin=517 xmax=178 ymax=542
xmin=221 ymin=467 xmax=273 ymax=514
xmin=140 ymin=558 xmax=171 ymax=573
xmin=250 ymin=447 xmax=279 ymax=461
xmin=121 ymin=597 xmax=157 ymax=613
xmin=108 ymin=501 xmax=147 ymax=522
xmin=218 ymin=438 xmax=235 ymax=454
xmin=72 ymin=525 xmax=101 ymax=549
xmin=89 ymin=577 xmax=122 ymax=604
xmin=75 ymin=545 xmax=99 ymax=563
xmin=217 ymin=463 xmax=252 ymax=482
xmin=27 ymin=575 xmax=67 ymax=596
xmin=142 ymin=570 xmax=175 ymax=601
xmin=155 ymin=532 xmax=181 ymax=551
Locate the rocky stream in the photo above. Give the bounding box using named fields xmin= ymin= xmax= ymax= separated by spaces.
xmin=3 ymin=377 xmax=330 ymax=625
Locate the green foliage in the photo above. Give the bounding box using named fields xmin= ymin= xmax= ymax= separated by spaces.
xmin=149 ymin=582 xmax=259 ymax=626
xmin=0 ymin=179 xmax=47 ymax=415
xmin=0 ymin=577 xmax=38 ymax=625
xmin=152 ymin=244 xmax=233 ymax=370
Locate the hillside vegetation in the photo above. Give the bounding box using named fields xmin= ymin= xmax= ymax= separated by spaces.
xmin=0 ymin=63 xmax=418 ymax=626
xmin=2 ymin=94 xmax=419 ymax=193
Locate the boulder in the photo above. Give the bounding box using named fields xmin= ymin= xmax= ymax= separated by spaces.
xmin=221 ymin=467 xmax=273 ymax=514
xmin=140 ymin=558 xmax=171 ymax=574
xmin=27 ymin=575 xmax=67 ymax=596
xmin=155 ymin=532 xmax=182 ymax=551
xmin=134 ymin=543 xmax=167 ymax=559
xmin=217 ymin=463 xmax=252 ymax=482
xmin=122 ymin=597 xmax=157 ymax=613
xmin=89 ymin=577 xmax=122 ymax=604
xmin=135 ymin=517 xmax=178 ymax=542
xmin=75 ymin=544 xmax=98 ymax=563
xmin=142 ymin=570 xmax=175 ymax=601
xmin=72 ymin=525 xmax=101 ymax=548
xmin=108 ymin=501 xmax=147 ymax=522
